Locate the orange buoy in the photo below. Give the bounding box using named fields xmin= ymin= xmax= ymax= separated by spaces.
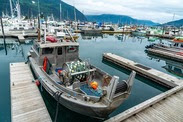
xmin=58 ymin=70 xmax=62 ymax=74
xmin=90 ymin=81 xmax=98 ymax=90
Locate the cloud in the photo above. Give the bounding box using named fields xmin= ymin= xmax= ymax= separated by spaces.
xmin=62 ymin=0 xmax=183 ymax=23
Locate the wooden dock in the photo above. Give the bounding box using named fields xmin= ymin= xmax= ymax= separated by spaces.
xmin=147 ymin=48 xmax=183 ymax=63
xmin=10 ymin=62 xmax=52 ymax=122
xmin=146 ymin=34 xmax=175 ymax=39
xmin=106 ymin=83 xmax=183 ymax=122
xmin=103 ymin=53 xmax=182 ymax=88
xmin=0 ymin=33 xmax=39 ymax=43
xmin=102 ymin=31 xmax=131 ymax=34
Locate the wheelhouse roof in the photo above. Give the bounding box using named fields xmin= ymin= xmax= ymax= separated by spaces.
xmin=36 ymin=41 xmax=79 ymax=48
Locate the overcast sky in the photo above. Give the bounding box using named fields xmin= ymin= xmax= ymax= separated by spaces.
xmin=62 ymin=0 xmax=183 ymax=23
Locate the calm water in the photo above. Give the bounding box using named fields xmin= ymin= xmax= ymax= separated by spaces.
xmin=0 ymin=34 xmax=181 ymax=122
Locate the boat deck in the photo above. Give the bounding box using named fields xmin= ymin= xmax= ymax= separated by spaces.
xmin=106 ymin=83 xmax=183 ymax=122
xmin=103 ymin=53 xmax=182 ymax=88
xmin=10 ymin=62 xmax=52 ymax=122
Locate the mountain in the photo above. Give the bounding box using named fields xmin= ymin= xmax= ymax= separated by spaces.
xmin=163 ymin=19 xmax=183 ymax=27
xmin=0 ymin=0 xmax=87 ymax=21
xmin=86 ymin=14 xmax=158 ymax=26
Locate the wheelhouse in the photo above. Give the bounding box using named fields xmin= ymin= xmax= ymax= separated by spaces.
xmin=31 ymin=41 xmax=79 ymax=69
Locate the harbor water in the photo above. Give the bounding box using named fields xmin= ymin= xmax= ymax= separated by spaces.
xmin=1 ymin=34 xmax=181 ymax=122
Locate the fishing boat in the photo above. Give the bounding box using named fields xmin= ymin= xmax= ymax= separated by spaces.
xmin=145 ymin=39 xmax=183 ymax=52
xmin=132 ymin=28 xmax=146 ymax=36
xmin=148 ymin=37 xmax=159 ymax=42
xmin=173 ymin=36 xmax=183 ymax=42
xmin=28 ymin=30 xmax=136 ymax=119
xmin=47 ymin=26 xmax=79 ymax=40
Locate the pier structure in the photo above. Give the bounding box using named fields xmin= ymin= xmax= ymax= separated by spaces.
xmin=10 ymin=62 xmax=51 ymax=122
xmin=103 ymin=53 xmax=182 ymax=88
xmin=146 ymin=34 xmax=175 ymax=39
xmin=103 ymin=53 xmax=183 ymax=122
xmin=147 ymin=48 xmax=183 ymax=63
xmin=106 ymin=83 xmax=183 ymax=122
xmin=0 ymin=33 xmax=39 ymax=42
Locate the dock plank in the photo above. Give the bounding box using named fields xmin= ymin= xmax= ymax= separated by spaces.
xmin=10 ymin=62 xmax=52 ymax=122
xmin=106 ymin=84 xmax=183 ymax=122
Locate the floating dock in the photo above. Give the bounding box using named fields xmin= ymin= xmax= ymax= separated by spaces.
xmin=106 ymin=83 xmax=183 ymax=122
xmin=147 ymin=48 xmax=183 ymax=63
xmin=103 ymin=53 xmax=182 ymax=88
xmin=10 ymin=62 xmax=51 ymax=122
xmin=0 ymin=33 xmax=39 ymax=43
xmin=146 ymin=34 xmax=175 ymax=39
xmin=102 ymin=31 xmax=131 ymax=34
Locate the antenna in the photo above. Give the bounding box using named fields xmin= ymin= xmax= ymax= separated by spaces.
xmin=172 ymin=13 xmax=175 ymax=21
xmin=44 ymin=27 xmax=46 ymax=43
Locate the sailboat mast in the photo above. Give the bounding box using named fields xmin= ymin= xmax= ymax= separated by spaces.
xmin=17 ymin=0 xmax=21 ymax=20
xmin=60 ymin=1 xmax=62 ymax=21
xmin=9 ymin=0 xmax=14 ymax=18
xmin=73 ymin=0 xmax=76 ymax=21
xmin=38 ymin=0 xmax=40 ymax=16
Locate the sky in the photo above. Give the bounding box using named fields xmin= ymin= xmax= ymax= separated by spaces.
xmin=62 ymin=0 xmax=183 ymax=23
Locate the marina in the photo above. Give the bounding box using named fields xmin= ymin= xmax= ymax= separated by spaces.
xmin=0 ymin=0 xmax=183 ymax=121
xmin=10 ymin=62 xmax=51 ymax=122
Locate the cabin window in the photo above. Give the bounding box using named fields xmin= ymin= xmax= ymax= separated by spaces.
xmin=67 ymin=46 xmax=78 ymax=53
xmin=181 ymin=44 xmax=183 ymax=48
xmin=42 ymin=48 xmax=54 ymax=55
xmin=57 ymin=47 xmax=62 ymax=55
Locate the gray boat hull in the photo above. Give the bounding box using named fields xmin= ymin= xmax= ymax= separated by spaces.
xmin=29 ymin=57 xmax=125 ymax=119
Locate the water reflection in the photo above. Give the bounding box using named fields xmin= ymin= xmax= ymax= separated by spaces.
xmin=0 ymin=38 xmax=33 ymax=59
xmin=147 ymin=53 xmax=183 ymax=78
xmin=81 ymin=33 xmax=103 ymax=40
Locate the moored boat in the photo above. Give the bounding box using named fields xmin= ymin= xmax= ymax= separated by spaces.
xmin=28 ymin=31 xmax=136 ymax=119
xmin=173 ymin=36 xmax=183 ymax=43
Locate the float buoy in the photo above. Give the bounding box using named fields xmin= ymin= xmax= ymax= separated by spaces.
xmin=90 ymin=81 xmax=98 ymax=90
xmin=35 ymin=80 xmax=40 ymax=86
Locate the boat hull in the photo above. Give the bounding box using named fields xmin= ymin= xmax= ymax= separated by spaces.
xmin=29 ymin=57 xmax=125 ymax=119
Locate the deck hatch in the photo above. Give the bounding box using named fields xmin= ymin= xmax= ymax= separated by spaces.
xmin=135 ymin=64 xmax=151 ymax=70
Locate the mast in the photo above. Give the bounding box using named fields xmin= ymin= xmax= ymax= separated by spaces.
xmin=17 ymin=0 xmax=21 ymax=21
xmin=74 ymin=7 xmax=76 ymax=21
xmin=9 ymin=0 xmax=14 ymax=18
xmin=73 ymin=0 xmax=76 ymax=22
xmin=60 ymin=0 xmax=62 ymax=21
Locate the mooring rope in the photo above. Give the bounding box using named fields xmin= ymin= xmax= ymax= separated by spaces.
xmin=54 ymin=91 xmax=63 ymax=122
